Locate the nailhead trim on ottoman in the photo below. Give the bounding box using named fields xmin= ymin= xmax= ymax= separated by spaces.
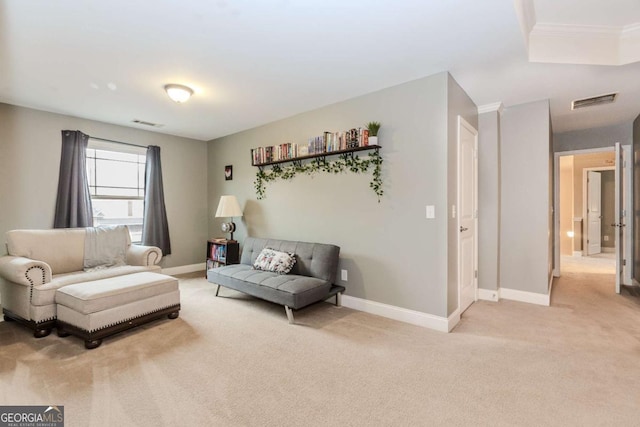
xmin=55 ymin=272 xmax=180 ymax=349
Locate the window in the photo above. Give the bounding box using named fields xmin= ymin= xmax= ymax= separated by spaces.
xmin=86 ymin=139 xmax=146 ymax=242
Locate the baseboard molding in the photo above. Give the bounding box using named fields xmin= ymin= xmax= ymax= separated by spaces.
xmin=162 ymin=263 xmax=205 ymax=276
xmin=500 ymin=287 xmax=550 ymax=306
xmin=478 ymin=288 xmax=499 ymax=302
xmin=341 ymin=295 xmax=452 ymax=333
xmin=602 ymin=247 xmax=615 ymax=253
xmin=573 ymin=251 xmax=583 ymax=257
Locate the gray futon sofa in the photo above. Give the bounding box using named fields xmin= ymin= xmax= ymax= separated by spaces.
xmin=207 ymin=237 xmax=344 ymax=323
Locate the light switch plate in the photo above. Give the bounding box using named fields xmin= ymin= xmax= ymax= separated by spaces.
xmin=341 ymin=269 xmax=348 ymax=281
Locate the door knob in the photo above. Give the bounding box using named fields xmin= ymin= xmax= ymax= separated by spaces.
xmin=460 ymin=226 xmax=468 ymax=232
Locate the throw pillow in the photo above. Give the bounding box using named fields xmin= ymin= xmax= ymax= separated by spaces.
xmin=253 ymin=248 xmax=296 ymax=274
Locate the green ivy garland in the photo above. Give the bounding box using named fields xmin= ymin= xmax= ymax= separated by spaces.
xmin=254 ymin=150 xmax=383 ymax=202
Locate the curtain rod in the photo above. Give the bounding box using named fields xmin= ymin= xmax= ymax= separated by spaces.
xmin=90 ymin=136 xmax=148 ymax=149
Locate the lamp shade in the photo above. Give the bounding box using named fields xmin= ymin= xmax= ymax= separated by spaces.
xmin=215 ymin=195 xmax=243 ymax=218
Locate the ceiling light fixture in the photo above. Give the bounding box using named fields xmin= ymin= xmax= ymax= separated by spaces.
xmin=164 ymin=84 xmax=194 ymax=103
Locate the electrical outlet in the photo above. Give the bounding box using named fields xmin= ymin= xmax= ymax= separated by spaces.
xmin=426 ymin=205 xmax=435 ymax=219
xmin=341 ymin=269 xmax=348 ymax=281
xmin=604 ymin=235 xmax=609 ymax=242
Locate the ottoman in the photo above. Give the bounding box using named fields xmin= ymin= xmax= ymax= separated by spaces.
xmin=55 ymin=272 xmax=180 ymax=349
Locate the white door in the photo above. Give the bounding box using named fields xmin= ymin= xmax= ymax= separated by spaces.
xmin=587 ymin=171 xmax=602 ymax=255
xmin=615 ymin=143 xmax=624 ymax=293
xmin=457 ymin=117 xmax=477 ymax=314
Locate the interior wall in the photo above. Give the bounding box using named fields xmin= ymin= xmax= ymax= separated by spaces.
xmin=0 ymin=103 xmax=209 ymax=268
xmin=554 ymin=122 xmax=632 ymax=152
xmin=446 ymin=74 xmax=478 ymax=315
xmin=559 ymin=156 xmax=574 ymax=256
xmin=634 ymin=114 xmax=640 ymax=282
xmin=601 ymin=170 xmax=615 ymax=249
xmin=207 ymin=72 xmax=475 ymax=319
xmin=499 ymin=99 xmax=551 ymax=295
xmin=477 ymin=110 xmax=501 ymax=291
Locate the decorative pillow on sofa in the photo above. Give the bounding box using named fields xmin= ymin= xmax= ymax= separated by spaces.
xmin=253 ymin=248 xmax=296 ymax=274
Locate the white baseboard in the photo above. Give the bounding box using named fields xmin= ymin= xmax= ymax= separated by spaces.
xmin=341 ymin=295 xmax=452 ymax=333
xmin=500 ymin=287 xmax=550 ymax=306
xmin=573 ymin=251 xmax=583 ymax=257
xmin=162 ymin=263 xmax=205 ymax=276
xmin=478 ymin=288 xmax=499 ymax=302
xmin=602 ymin=247 xmax=615 ymax=253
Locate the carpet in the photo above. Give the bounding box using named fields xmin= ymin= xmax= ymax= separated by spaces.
xmin=1 ymin=268 xmax=639 ymax=426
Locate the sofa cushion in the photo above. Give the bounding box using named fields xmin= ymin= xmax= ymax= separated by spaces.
xmin=30 ymin=265 xmax=161 ymax=306
xmin=6 ymin=229 xmax=86 ymax=274
xmin=253 ymin=248 xmax=296 ymax=274
xmin=55 ymin=272 xmax=178 ymax=315
xmin=209 ymin=264 xmax=331 ymax=309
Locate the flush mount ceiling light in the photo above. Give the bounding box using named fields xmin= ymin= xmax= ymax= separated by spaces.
xmin=164 ymin=84 xmax=194 ymax=103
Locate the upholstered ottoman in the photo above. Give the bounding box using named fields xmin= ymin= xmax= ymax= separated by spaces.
xmin=55 ymin=272 xmax=180 ymax=349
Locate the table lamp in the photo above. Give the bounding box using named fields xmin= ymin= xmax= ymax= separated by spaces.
xmin=215 ymin=195 xmax=243 ymax=241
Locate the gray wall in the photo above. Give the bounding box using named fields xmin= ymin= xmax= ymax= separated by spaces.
xmin=500 ymin=100 xmax=551 ymax=295
xmin=601 ymin=170 xmax=615 ymax=248
xmin=478 ymin=110 xmax=501 ymax=291
xmin=446 ymin=74 xmax=478 ymax=315
xmin=208 ymin=72 xmax=476 ymax=318
xmin=554 ymin=122 xmax=632 ymax=152
xmin=634 ymin=114 xmax=640 ymax=282
xmin=0 ymin=103 xmax=208 ymax=268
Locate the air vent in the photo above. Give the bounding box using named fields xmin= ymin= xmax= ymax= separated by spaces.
xmin=132 ymin=119 xmax=163 ymax=127
xmin=571 ymin=93 xmax=617 ymax=110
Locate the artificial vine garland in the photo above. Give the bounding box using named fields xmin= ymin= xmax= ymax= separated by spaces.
xmin=254 ymin=150 xmax=383 ymax=201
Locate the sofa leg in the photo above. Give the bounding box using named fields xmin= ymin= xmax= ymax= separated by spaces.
xmin=215 ymin=285 xmax=220 ymax=297
xmin=284 ymin=306 xmax=295 ymax=324
xmin=336 ymin=292 xmax=342 ymax=307
xmin=33 ymin=327 xmax=52 ymax=338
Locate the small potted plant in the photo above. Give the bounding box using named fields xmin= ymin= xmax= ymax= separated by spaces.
xmin=367 ymin=121 xmax=381 ymax=146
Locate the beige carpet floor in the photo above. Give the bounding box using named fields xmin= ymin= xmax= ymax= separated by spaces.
xmin=1 ymin=264 xmax=640 ymax=426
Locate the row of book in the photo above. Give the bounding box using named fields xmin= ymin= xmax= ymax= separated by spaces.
xmin=207 ymin=259 xmax=224 ymax=270
xmin=209 ymin=244 xmax=227 ymax=262
xmin=251 ymin=127 xmax=371 ymax=165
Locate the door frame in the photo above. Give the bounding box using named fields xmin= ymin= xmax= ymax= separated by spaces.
xmin=582 ymin=167 xmax=613 ymax=257
xmin=553 ymin=146 xmax=632 ymax=285
xmin=457 ymin=116 xmax=478 ymax=313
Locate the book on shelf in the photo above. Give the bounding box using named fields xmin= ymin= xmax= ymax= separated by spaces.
xmin=251 ymin=126 xmax=374 ymax=165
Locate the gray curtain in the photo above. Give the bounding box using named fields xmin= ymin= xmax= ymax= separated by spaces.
xmin=142 ymin=145 xmax=171 ymax=255
xmin=53 ymin=130 xmax=94 ymax=228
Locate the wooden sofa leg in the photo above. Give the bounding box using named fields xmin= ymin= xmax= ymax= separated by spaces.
xmin=284 ymin=306 xmax=295 ymax=324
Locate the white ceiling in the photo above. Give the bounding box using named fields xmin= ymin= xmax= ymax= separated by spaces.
xmin=0 ymin=0 xmax=638 ymax=141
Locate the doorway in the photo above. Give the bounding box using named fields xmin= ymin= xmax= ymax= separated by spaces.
xmin=553 ymin=146 xmax=632 ymax=291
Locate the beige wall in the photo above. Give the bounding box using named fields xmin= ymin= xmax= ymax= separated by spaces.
xmin=559 ymin=156 xmax=574 ymax=255
xmin=0 ymin=103 xmax=209 ymax=268
xmin=208 ymin=72 xmax=476 ymax=318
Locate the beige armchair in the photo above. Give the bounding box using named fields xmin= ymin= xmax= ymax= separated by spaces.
xmin=0 ymin=228 xmax=162 ymax=337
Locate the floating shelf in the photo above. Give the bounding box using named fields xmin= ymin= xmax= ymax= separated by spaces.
xmin=251 ymin=144 xmax=381 ymax=168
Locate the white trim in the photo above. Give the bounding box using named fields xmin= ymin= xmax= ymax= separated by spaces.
xmin=477 ymin=288 xmax=499 ymax=302
xmin=500 ymin=287 xmax=550 ymax=306
xmin=162 ymin=263 xmax=205 ymax=276
xmin=573 ymin=251 xmax=583 ymax=257
xmin=341 ymin=295 xmax=453 ymax=333
xmin=602 ymin=247 xmax=615 ymax=253
xmin=477 ymin=102 xmax=504 ymax=115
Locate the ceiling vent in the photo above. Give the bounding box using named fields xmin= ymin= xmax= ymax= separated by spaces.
xmin=571 ymin=93 xmax=617 ymax=110
xmin=132 ymin=119 xmax=163 ymax=127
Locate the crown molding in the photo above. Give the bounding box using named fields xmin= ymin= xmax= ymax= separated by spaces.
xmin=516 ymin=2 xmax=640 ymax=66
xmin=478 ymin=102 xmax=504 ymax=115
